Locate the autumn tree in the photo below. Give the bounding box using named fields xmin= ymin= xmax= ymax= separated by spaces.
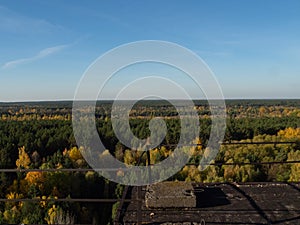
xmin=288 ymin=150 xmax=300 ymax=181
xmin=16 ymin=146 xmax=31 ymax=169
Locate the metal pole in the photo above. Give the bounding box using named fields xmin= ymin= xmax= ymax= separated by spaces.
xmin=146 ymin=146 xmax=151 ymax=182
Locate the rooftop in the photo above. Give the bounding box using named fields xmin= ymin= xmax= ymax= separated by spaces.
xmin=121 ymin=182 xmax=300 ymax=225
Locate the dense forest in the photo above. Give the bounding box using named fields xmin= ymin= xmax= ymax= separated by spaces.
xmin=0 ymin=100 xmax=300 ymax=224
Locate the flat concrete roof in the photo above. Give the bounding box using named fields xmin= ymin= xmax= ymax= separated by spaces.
xmin=122 ymin=182 xmax=300 ymax=225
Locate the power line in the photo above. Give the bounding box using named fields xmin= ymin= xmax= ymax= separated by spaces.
xmin=187 ymin=160 xmax=300 ymax=166
xmin=0 ymin=159 xmax=300 ymax=173
xmin=0 ymin=198 xmax=131 ymax=203
xmin=166 ymin=141 xmax=298 ymax=147
xmin=220 ymin=141 xmax=298 ymax=145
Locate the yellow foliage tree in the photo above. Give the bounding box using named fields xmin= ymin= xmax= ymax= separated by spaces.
xmin=278 ymin=127 xmax=300 ymax=140
xmin=5 ymin=192 xmax=24 ymax=209
xmin=189 ymin=137 xmax=203 ymax=157
xmin=45 ymin=205 xmax=74 ymax=224
xmin=67 ymin=146 xmax=86 ymax=167
xmin=68 ymin=146 xmax=83 ymax=162
xmin=25 ymin=171 xmax=45 ymax=186
xmin=195 ymin=137 xmax=203 ymax=151
xmin=6 ymin=192 xmax=23 ymax=200
xmin=3 ymin=206 xmax=21 ymax=224
xmin=124 ymin=150 xmax=136 ymax=165
xmin=160 ymin=146 xmax=170 ymax=158
xmin=16 ymin=146 xmax=31 ymax=169
xmin=223 ymin=159 xmax=237 ymax=181
xmin=288 ymin=150 xmax=300 ymax=182
xmin=187 ymin=165 xmax=201 ymax=182
xmin=149 ymin=148 xmax=161 ymax=164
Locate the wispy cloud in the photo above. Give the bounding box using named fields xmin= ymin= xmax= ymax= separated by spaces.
xmin=0 ymin=5 xmax=63 ymax=34
xmin=2 ymin=44 xmax=68 ymax=69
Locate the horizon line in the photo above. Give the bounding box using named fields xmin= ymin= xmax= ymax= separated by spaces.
xmin=1 ymin=97 xmax=300 ymax=104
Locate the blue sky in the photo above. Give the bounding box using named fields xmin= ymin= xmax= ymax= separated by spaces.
xmin=0 ymin=0 xmax=300 ymax=101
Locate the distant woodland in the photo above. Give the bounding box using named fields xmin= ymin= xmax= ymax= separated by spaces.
xmin=0 ymin=99 xmax=300 ymax=224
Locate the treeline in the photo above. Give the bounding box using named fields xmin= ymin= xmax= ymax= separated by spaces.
xmin=2 ymin=99 xmax=300 ymax=121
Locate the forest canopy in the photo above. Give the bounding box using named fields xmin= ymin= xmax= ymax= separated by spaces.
xmin=0 ymin=100 xmax=300 ymax=224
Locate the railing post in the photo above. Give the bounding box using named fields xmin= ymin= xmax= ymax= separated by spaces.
xmin=146 ymin=145 xmax=151 ymax=183
xmin=137 ymin=172 xmax=142 ymax=225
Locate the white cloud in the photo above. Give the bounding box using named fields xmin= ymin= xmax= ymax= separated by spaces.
xmin=2 ymin=44 xmax=68 ymax=69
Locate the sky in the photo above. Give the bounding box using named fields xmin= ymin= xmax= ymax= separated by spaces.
xmin=0 ymin=0 xmax=300 ymax=101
